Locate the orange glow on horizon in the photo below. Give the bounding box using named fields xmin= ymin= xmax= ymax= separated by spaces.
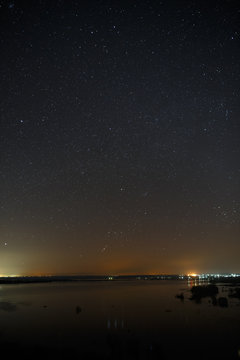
xmin=187 ymin=273 xmax=198 ymax=277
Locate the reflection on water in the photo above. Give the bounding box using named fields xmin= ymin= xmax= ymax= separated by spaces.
xmin=107 ymin=318 xmax=125 ymax=330
xmin=187 ymin=278 xmax=210 ymax=287
xmin=0 ymin=280 xmax=239 ymax=359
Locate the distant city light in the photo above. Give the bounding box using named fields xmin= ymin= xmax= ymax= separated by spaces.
xmin=186 ymin=273 xmax=240 ymax=279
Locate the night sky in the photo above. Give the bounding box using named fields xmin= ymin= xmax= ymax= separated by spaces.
xmin=1 ymin=0 xmax=239 ymax=276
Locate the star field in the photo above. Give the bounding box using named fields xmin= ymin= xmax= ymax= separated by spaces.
xmin=0 ymin=0 xmax=240 ymax=275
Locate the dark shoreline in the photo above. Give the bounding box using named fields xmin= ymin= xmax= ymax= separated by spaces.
xmin=0 ymin=275 xmax=181 ymax=284
xmin=1 ymin=275 xmax=240 ymax=285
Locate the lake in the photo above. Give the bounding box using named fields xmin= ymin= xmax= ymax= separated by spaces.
xmin=0 ymin=280 xmax=239 ymax=359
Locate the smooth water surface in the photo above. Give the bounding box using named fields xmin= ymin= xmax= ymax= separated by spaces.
xmin=0 ymin=280 xmax=239 ymax=359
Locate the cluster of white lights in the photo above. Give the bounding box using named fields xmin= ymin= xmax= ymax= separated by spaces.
xmin=186 ymin=273 xmax=240 ymax=279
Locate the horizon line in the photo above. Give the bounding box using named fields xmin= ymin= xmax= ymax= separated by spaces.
xmin=1 ymin=272 xmax=240 ymax=278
